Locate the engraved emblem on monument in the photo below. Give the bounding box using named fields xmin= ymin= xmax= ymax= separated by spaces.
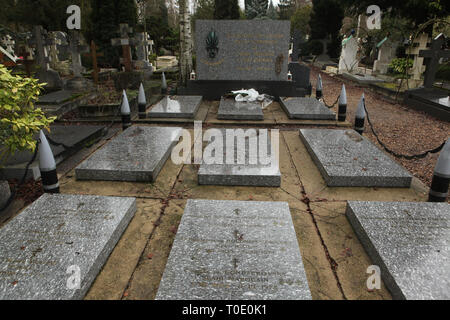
xmin=206 ymin=29 xmax=219 ymax=59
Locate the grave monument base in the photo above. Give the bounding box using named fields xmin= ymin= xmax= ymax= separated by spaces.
xmin=404 ymin=87 xmax=450 ymax=121
xmin=179 ymin=80 xmax=307 ymax=100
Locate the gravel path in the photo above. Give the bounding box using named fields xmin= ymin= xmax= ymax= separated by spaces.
xmin=310 ymin=66 xmax=450 ymax=188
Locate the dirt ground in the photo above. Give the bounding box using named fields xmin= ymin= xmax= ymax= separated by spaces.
xmin=310 ymin=66 xmax=450 ymax=188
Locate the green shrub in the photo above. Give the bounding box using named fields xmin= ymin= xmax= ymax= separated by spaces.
xmin=389 ymin=58 xmax=413 ymax=75
xmin=436 ymin=63 xmax=450 ymax=81
xmin=0 ymin=65 xmax=56 ymax=166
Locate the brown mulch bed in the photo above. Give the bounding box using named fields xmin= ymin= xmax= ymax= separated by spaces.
xmin=8 ymin=179 xmax=43 ymax=206
xmin=310 ymin=66 xmax=450 ymax=188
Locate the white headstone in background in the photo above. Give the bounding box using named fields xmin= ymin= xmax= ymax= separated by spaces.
xmin=339 ymin=36 xmax=359 ymax=74
xmin=373 ymin=40 xmax=399 ymax=74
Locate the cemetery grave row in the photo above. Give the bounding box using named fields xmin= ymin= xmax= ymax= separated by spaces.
xmin=0 ymin=19 xmax=448 ymax=301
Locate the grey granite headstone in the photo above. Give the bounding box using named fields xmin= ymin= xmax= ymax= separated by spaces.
xmin=346 ymin=201 xmax=450 ymax=300
xmin=217 ymin=97 xmax=264 ymax=120
xmin=280 ymin=97 xmax=336 ymax=120
xmin=198 ymin=129 xmax=280 ymax=187
xmin=299 ymin=129 xmax=412 ymax=187
xmin=0 ymin=193 xmax=136 ymax=300
xmin=0 ymin=181 xmax=10 ymax=209
xmin=196 ymin=20 xmax=290 ymax=81
xmin=148 ymin=96 xmax=203 ymax=118
xmin=75 ymin=126 xmax=182 ymax=182
xmin=156 ymin=199 xmax=312 ymax=300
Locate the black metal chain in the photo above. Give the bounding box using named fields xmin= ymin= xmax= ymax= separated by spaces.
xmin=321 ymin=94 xmax=340 ymax=109
xmin=0 ymin=142 xmax=40 ymax=213
xmin=363 ymin=102 xmax=446 ymax=159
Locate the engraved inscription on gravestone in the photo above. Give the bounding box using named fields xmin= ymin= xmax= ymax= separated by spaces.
xmin=195 ymin=20 xmax=290 ymax=81
xmin=0 ymin=194 xmax=136 ymax=300
xmin=156 ymin=200 xmax=312 ymax=300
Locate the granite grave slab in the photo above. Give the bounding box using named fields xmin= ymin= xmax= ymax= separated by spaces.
xmin=156 ymin=199 xmax=312 ymax=300
xmin=0 ymin=125 xmax=105 ymax=180
xmin=148 ymin=95 xmax=202 ymax=118
xmin=217 ymin=97 xmax=264 ymax=120
xmin=0 ymin=193 xmax=136 ymax=300
xmin=37 ymin=90 xmax=76 ymax=105
xmin=195 ymin=20 xmax=290 ymax=81
xmin=75 ymin=126 xmax=182 ymax=182
xmin=198 ymin=129 xmax=280 ymax=187
xmin=280 ymin=97 xmax=336 ymax=120
xmin=346 ymin=201 xmax=450 ymax=300
xmin=299 ymin=129 xmax=412 ymax=187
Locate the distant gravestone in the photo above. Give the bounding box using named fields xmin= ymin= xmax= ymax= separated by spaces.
xmin=280 ymin=97 xmax=336 ymax=120
xmin=195 ymin=20 xmax=290 ymax=81
xmin=299 ymin=129 xmax=412 ymax=187
xmin=419 ymin=34 xmax=450 ymax=88
xmin=30 ymin=26 xmax=63 ymax=90
xmin=338 ymin=36 xmax=359 ymax=74
xmin=148 ymin=96 xmax=203 ymax=118
xmin=0 ymin=193 xmax=136 ymax=300
xmin=346 ymin=201 xmax=450 ymax=300
xmin=75 ymin=126 xmax=182 ymax=182
xmin=111 ymin=24 xmax=136 ymax=72
xmin=198 ymin=129 xmax=280 ymax=187
xmin=217 ymin=97 xmax=264 ymax=120
xmin=406 ymin=33 xmax=430 ymax=85
xmin=133 ymin=32 xmax=153 ymax=71
xmin=156 ymin=199 xmax=312 ymax=300
xmin=373 ymin=39 xmax=399 ymax=75
xmin=315 ymin=39 xmax=332 ymax=62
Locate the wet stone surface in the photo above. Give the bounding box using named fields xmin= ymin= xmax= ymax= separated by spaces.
xmin=156 ymin=199 xmax=312 ymax=300
xmin=299 ymin=129 xmax=412 ymax=187
xmin=198 ymin=128 xmax=280 ymax=187
xmin=280 ymin=97 xmax=336 ymax=120
xmin=346 ymin=201 xmax=450 ymax=300
xmin=0 ymin=193 xmax=136 ymax=300
xmin=217 ymin=98 xmax=264 ymax=120
xmin=148 ymin=96 xmax=203 ymax=118
xmin=75 ymin=126 xmax=182 ymax=182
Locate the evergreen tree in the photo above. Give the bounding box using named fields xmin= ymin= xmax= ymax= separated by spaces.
xmin=90 ymin=0 xmax=137 ymax=68
xmin=246 ymin=0 xmax=269 ymax=20
xmin=277 ymin=0 xmax=295 ymax=20
xmin=309 ymin=0 xmax=343 ymax=58
xmin=266 ymin=0 xmax=279 ymax=20
xmin=214 ymin=0 xmax=240 ymax=20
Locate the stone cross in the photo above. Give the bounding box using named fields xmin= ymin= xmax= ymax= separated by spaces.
xmin=89 ymin=40 xmax=103 ymax=84
xmin=111 ymin=24 xmax=136 ymax=72
xmin=133 ymin=32 xmax=153 ymax=69
xmin=67 ymin=30 xmax=89 ymax=77
xmin=419 ymin=34 xmax=450 ymax=88
xmin=29 ymin=26 xmax=52 ymax=71
xmin=1 ymin=35 xmax=16 ymax=56
xmin=406 ymin=33 xmax=429 ymax=82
